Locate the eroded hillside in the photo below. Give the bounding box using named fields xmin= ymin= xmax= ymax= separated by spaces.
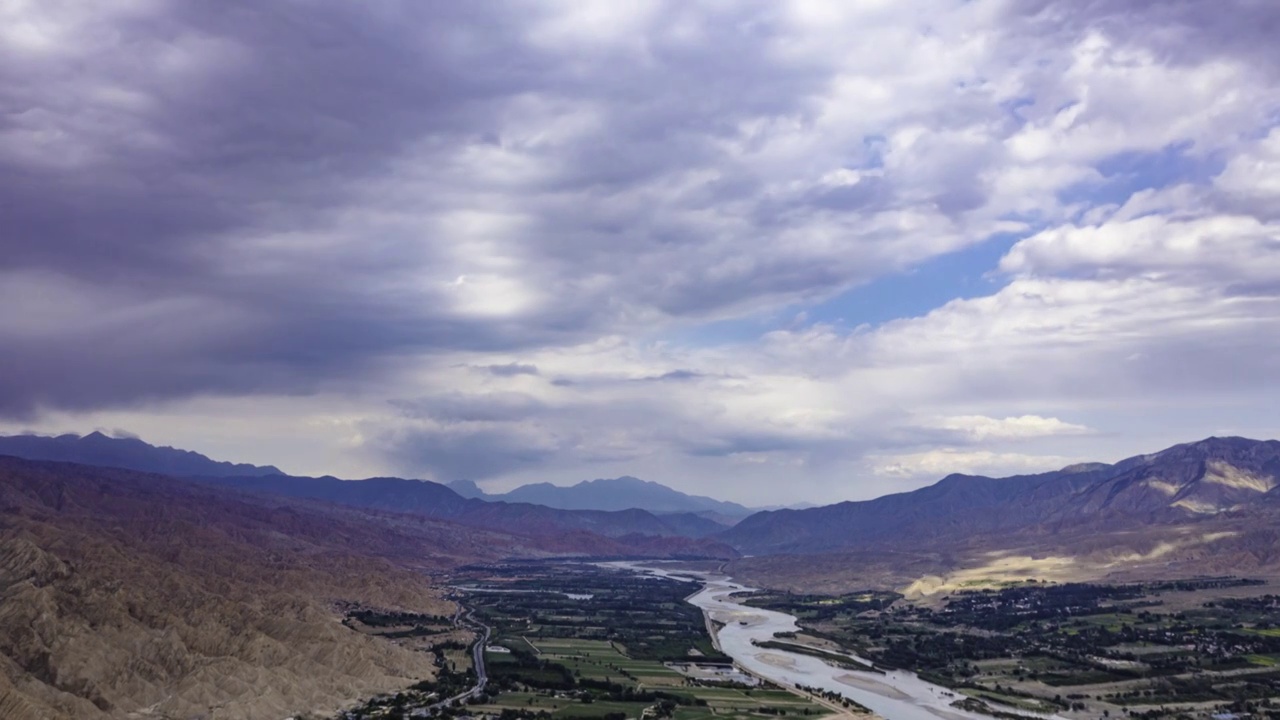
xmin=0 ymin=457 xmax=507 ymax=720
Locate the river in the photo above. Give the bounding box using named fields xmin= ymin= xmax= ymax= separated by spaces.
xmin=602 ymin=562 xmax=1066 ymax=720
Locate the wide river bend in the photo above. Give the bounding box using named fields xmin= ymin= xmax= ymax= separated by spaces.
xmin=603 ymin=562 xmax=1065 ymax=720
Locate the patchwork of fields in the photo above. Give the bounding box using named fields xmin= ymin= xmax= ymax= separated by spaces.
xmin=456 ymin=562 xmax=854 ymax=720
xmin=473 ymin=637 xmax=830 ymax=720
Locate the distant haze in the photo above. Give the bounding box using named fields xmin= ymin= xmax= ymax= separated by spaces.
xmin=450 ymin=476 xmax=756 ymax=518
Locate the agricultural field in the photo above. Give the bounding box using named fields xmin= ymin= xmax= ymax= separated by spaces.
xmin=453 ymin=560 xmax=725 ymax=662
xmin=455 ymin=561 xmax=844 ymax=720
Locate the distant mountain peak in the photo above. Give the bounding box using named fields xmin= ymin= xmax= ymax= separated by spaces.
xmin=1060 ymin=462 xmax=1110 ymax=474
xmin=445 ymin=479 xmax=487 ymax=499
xmin=719 ymin=435 xmax=1280 ymax=556
xmin=1160 ymin=435 xmax=1273 ymax=456
xmin=578 ymin=476 xmax=660 ymax=490
xmin=491 ymin=475 xmax=753 ymax=518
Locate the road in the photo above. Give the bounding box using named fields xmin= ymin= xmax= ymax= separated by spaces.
xmin=422 ymin=598 xmax=490 ymax=714
xmin=463 ymin=607 xmax=490 ymax=699
xmin=414 ymin=594 xmax=488 ymax=712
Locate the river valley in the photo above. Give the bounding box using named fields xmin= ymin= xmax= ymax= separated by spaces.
xmin=604 ymin=562 xmax=1065 ymax=720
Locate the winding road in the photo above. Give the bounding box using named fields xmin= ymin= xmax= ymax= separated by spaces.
xmin=463 ymin=608 xmax=490 ymax=699
xmin=424 ymin=598 xmax=490 ymax=713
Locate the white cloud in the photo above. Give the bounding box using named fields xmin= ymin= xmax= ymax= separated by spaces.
xmin=870 ymin=449 xmax=1076 ymax=479
xmin=1005 ymin=33 xmax=1256 ymax=164
xmin=1216 ymin=127 xmax=1280 ymax=206
xmin=926 ymin=415 xmax=1092 ymax=442
xmin=1000 ymin=214 xmax=1280 ymax=283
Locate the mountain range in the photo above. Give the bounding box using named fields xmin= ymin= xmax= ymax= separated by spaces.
xmin=4 ymin=432 xmax=1280 ymax=717
xmin=200 ymin=473 xmax=735 ymax=547
xmin=5 ymin=433 xmax=1280 ymax=568
xmin=724 ymin=437 xmax=1280 ymax=594
xmin=721 ymin=436 xmax=1280 ymax=555
xmin=448 ymin=476 xmax=754 ymax=518
xmin=0 ymin=434 xmax=743 ymax=538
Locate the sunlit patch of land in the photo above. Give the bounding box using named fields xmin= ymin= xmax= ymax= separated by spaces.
xmin=1203 ymin=461 xmax=1277 ymax=492
xmin=902 ymin=554 xmax=1080 ymax=598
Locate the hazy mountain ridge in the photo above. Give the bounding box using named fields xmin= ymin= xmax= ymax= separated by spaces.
xmin=0 ymin=432 xmax=283 ymax=478
xmin=467 ymin=476 xmax=754 ymax=518
xmin=202 ymin=474 xmax=735 ymax=546
xmin=446 ymin=479 xmax=487 ymax=499
xmin=7 ymin=432 xmax=1278 ymax=573
xmin=0 ymin=434 xmax=736 ymax=548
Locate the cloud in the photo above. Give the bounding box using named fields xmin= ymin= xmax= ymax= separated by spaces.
xmin=871 ymin=450 xmax=1077 ymax=479
xmin=926 ymin=415 xmax=1093 ymax=442
xmin=3 ymin=1 xmax=1280 ymax=504
xmin=482 ymin=363 xmax=541 ymax=377
xmin=1000 ymin=214 xmax=1280 ymax=285
xmin=0 ymin=0 xmax=1161 ymax=415
xmin=376 ymin=424 xmax=561 ymax=481
xmin=1216 ymin=128 xmax=1280 ymax=207
xmin=1014 ymin=0 xmax=1280 ymax=80
xmin=636 ymin=370 xmax=705 ymax=382
xmin=392 ymin=392 xmax=547 ymax=424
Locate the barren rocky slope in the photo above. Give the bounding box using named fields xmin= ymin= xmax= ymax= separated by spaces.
xmin=721 ymin=437 xmax=1280 ymax=554
xmin=0 ymin=456 xmax=525 ymax=720
xmin=728 ymin=438 xmax=1280 ymax=595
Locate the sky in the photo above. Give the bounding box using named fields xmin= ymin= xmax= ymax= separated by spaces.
xmin=3 ymin=0 xmax=1280 ymax=506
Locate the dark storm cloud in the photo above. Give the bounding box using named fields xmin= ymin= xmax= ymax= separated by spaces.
xmin=378 ymin=425 xmax=557 ymax=481
xmin=682 ymin=432 xmax=813 ymax=458
xmin=14 ymin=0 xmax=1147 ymax=420
xmin=2 ymin=2 xmax=536 ymax=276
xmin=0 ymin=0 xmax=846 ymax=417
xmin=393 ymin=392 xmax=546 ymax=424
xmin=1 ymin=0 xmax=557 ymax=415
